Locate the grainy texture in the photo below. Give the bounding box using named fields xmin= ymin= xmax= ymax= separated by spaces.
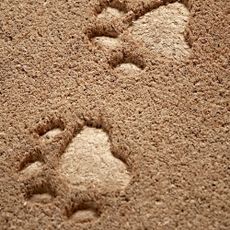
xmin=0 ymin=0 xmax=230 ymax=229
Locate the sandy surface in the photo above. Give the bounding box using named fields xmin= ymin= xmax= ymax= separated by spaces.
xmin=0 ymin=0 xmax=229 ymax=229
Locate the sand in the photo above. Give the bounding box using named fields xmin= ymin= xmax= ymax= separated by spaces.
xmin=0 ymin=0 xmax=230 ymax=229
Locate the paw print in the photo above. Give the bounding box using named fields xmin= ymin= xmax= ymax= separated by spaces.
xmin=87 ymin=0 xmax=191 ymax=73
xmin=17 ymin=115 xmax=131 ymax=224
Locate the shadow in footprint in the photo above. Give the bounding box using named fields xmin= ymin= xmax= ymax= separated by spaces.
xmin=35 ymin=117 xmax=65 ymax=142
xmin=41 ymin=128 xmax=63 ymax=141
xmin=19 ymin=161 xmax=43 ymax=179
xmin=109 ymin=49 xmax=146 ymax=74
xmin=18 ymin=151 xmax=44 ymax=181
xmin=67 ymin=201 xmax=100 ymax=224
xmin=25 ymin=180 xmax=56 ymax=204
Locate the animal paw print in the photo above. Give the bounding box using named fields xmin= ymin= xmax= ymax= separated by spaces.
xmin=87 ymin=0 xmax=191 ymax=73
xmin=17 ymin=116 xmax=131 ymax=224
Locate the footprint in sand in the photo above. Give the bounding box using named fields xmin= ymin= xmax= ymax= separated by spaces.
xmin=89 ymin=0 xmax=191 ymax=73
xmin=58 ymin=126 xmax=130 ymax=192
xmin=18 ymin=117 xmax=131 ymax=224
xmin=129 ymin=2 xmax=190 ymax=61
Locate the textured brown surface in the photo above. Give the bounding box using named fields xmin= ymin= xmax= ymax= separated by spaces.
xmin=0 ymin=0 xmax=230 ymax=229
